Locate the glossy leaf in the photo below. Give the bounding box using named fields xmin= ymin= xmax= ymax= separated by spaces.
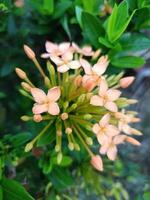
xmin=1 ymin=177 xmax=34 ymax=200
xmin=82 ymin=12 xmax=104 ymax=47
xmin=111 ymin=56 xmax=145 ymax=68
xmin=107 ymin=1 xmax=136 ymax=42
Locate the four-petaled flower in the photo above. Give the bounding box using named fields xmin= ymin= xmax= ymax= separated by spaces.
xmin=50 ymin=52 xmax=81 ymax=73
xmin=90 ymin=79 xmax=121 ymax=112
xmin=31 ymin=86 xmax=61 ymax=115
xmin=99 ymin=134 xmax=126 ymax=161
xmin=92 ymin=114 xmax=119 ymax=145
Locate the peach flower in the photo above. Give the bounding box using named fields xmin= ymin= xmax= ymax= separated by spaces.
xmin=50 ymin=52 xmax=81 ymax=73
xmin=92 ymin=114 xmax=119 ymax=145
xmin=90 ymin=79 xmax=121 ymax=112
xmin=100 ymin=135 xmax=126 ymax=161
xmin=31 ymin=87 xmax=61 ymax=115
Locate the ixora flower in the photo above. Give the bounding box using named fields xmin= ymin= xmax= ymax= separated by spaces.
xmin=16 ymin=42 xmax=142 ymax=172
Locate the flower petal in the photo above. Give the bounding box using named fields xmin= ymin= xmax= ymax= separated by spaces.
xmin=80 ymin=58 xmax=92 ymax=75
xmin=59 ymin=42 xmax=70 ymax=53
xmin=98 ymin=79 xmax=108 ymax=96
xmin=90 ymin=95 xmax=104 ymax=106
xmin=113 ymin=134 xmax=126 ymax=145
xmin=92 ymin=61 xmax=107 ymax=76
xmin=99 ymin=143 xmax=109 ymax=155
xmin=50 ymin=55 xmax=63 ymax=65
xmin=92 ymin=123 xmax=100 ymax=134
xmin=46 ymin=41 xmax=58 ymax=53
xmin=97 ymin=134 xmax=109 ymax=145
xmin=62 ymin=52 xmax=73 ymax=62
xmin=47 ymin=87 xmax=61 ymax=102
xmin=106 ymin=125 xmax=120 ymax=136
xmin=48 ymin=102 xmax=60 ymax=115
xmin=32 ymin=103 xmax=48 ymax=114
xmin=31 ymin=88 xmax=47 ymax=103
xmin=41 ymin=53 xmax=50 ymax=59
xmin=57 ymin=64 xmax=70 ymax=73
xmin=99 ymin=113 xmax=110 ymax=127
xmin=107 ymin=145 xmax=118 ymax=161
xmin=68 ymin=60 xmax=81 ymax=69
xmin=105 ymin=101 xmax=118 ymax=112
xmin=106 ymin=89 xmax=121 ymax=101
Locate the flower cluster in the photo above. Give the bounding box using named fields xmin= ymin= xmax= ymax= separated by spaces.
xmin=16 ymin=41 xmax=142 ymax=171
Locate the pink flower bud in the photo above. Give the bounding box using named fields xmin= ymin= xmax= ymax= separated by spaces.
xmin=90 ymin=155 xmax=103 ymax=171
xmin=21 ymin=82 xmax=32 ymax=92
xmin=33 ymin=114 xmax=43 ymax=122
xmin=120 ymin=76 xmax=135 ymax=88
xmin=82 ymin=78 xmax=96 ymax=92
xmin=60 ymin=113 xmax=68 ymax=120
xmin=24 ymin=45 xmax=35 ymax=60
xmin=15 ymin=68 xmax=27 ymax=79
xmin=126 ymin=136 xmax=141 ymax=146
xmin=65 ymin=127 xmax=72 ymax=134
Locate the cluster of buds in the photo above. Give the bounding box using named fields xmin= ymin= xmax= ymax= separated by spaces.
xmin=16 ymin=41 xmax=142 ymax=171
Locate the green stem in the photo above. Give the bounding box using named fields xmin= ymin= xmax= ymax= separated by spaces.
xmin=33 ymin=58 xmax=46 ymax=78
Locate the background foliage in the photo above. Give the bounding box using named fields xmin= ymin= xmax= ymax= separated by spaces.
xmin=0 ymin=0 xmax=150 ymax=199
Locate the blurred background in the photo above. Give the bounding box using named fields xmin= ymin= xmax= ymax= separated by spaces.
xmin=0 ymin=0 xmax=150 ymax=199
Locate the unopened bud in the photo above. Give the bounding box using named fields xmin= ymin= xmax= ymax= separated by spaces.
xmin=61 ymin=113 xmax=68 ymax=120
xmin=25 ymin=142 xmax=33 ymax=152
xmin=74 ymin=143 xmax=80 ymax=151
xmin=127 ymin=99 xmax=138 ymax=104
xmin=24 ymin=45 xmax=35 ymax=60
xmin=83 ymin=114 xmax=92 ymax=120
xmin=120 ymin=76 xmax=135 ymax=88
xmin=131 ymin=128 xmax=142 ymax=135
xmin=68 ymin=142 xmax=74 ymax=151
xmin=126 ymin=136 xmax=141 ymax=146
xmin=21 ymin=82 xmax=32 ymax=92
xmin=57 ymin=152 xmax=63 ymax=164
xmin=15 ymin=68 xmax=27 ymax=79
xmin=86 ymin=137 xmax=93 ymax=145
xmin=55 ymin=145 xmax=60 ymax=152
xmin=91 ymin=155 xmax=103 ymax=171
xmin=33 ymin=114 xmax=43 ymax=122
xmin=56 ymin=129 xmax=62 ymax=136
xmin=63 ymin=101 xmax=69 ymax=110
xmin=21 ymin=115 xmax=30 ymax=121
xmin=65 ymin=127 xmax=72 ymax=134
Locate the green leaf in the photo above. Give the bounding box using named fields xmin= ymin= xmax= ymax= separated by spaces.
xmin=9 ymin=132 xmax=32 ymax=147
xmin=143 ymin=191 xmax=150 ymax=200
xmin=43 ymin=0 xmax=54 ymax=15
xmin=75 ymin=6 xmax=83 ymax=27
xmin=107 ymin=1 xmax=136 ymax=42
xmin=53 ymin=0 xmax=72 ymax=19
xmin=99 ymin=37 xmax=114 ymax=48
xmin=1 ymin=177 xmax=34 ymax=200
xmin=0 ymin=186 xmax=3 ymax=200
xmin=50 ymin=168 xmax=74 ymax=191
xmin=120 ymin=33 xmax=150 ymax=51
xmin=82 ymin=12 xmax=104 ymax=47
xmin=111 ymin=56 xmax=145 ymax=68
xmin=82 ymin=0 xmax=94 ymax=13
